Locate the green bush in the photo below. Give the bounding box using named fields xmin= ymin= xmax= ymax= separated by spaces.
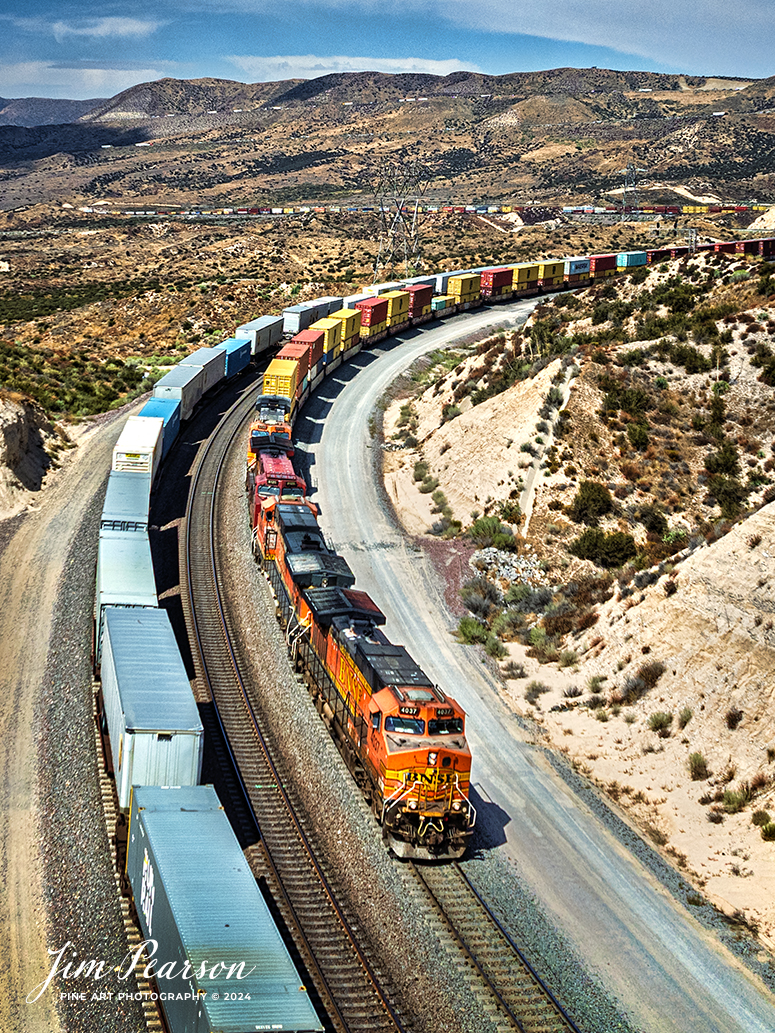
xmin=524 ymin=680 xmax=550 ymax=706
xmin=761 ymin=823 xmax=775 ymax=841
xmin=689 ymin=752 xmax=709 ymax=780
xmin=648 ymin=711 xmax=673 ymax=734
xmin=569 ymin=528 xmax=637 ymax=568
xmin=705 ymin=438 xmax=740 ymax=478
xmin=678 ymin=706 xmax=693 ymax=729
xmin=485 ymin=634 xmax=508 ymax=659
xmin=568 ymin=480 xmax=614 ymax=525
xmin=723 ymin=784 xmax=752 ymax=813
xmin=467 ymin=516 xmax=517 ymax=551
xmin=752 ymin=810 xmax=771 ymax=827
xmin=627 ymin=423 xmax=649 ymax=451
xmin=413 ymin=460 xmax=429 ymax=482
xmin=456 ymin=617 xmax=489 ymax=644
xmin=418 ymin=476 xmax=440 ymax=494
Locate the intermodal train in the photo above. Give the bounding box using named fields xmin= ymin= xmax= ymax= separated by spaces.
xmin=89 ymin=228 xmax=775 ymax=1025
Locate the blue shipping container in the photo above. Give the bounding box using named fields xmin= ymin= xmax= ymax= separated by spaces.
xmin=126 ymin=786 xmax=323 ymax=1033
xmin=217 ymin=337 xmax=252 ymax=378
xmin=617 ymin=251 xmax=648 ymax=267
xmin=138 ymin=398 xmax=181 ymax=459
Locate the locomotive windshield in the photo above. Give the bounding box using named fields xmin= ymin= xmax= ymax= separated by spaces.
xmin=428 ymin=717 xmax=464 ymax=735
xmin=385 ymin=715 xmax=425 ymax=734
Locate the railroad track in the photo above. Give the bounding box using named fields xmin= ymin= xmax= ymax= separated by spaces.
xmin=180 ymin=382 xmax=408 ymax=1033
xmin=411 ymin=862 xmax=581 ymax=1033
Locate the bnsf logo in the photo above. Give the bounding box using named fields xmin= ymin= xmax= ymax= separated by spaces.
xmin=140 ymin=849 xmax=155 ymax=936
xmin=402 ymin=770 xmax=458 ymax=785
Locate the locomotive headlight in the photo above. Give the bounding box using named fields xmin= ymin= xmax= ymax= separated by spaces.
xmin=451 ymin=800 xmax=462 ymax=812
xmin=407 ymin=799 xmax=418 ymax=810
xmin=428 ymin=751 xmax=438 ymax=766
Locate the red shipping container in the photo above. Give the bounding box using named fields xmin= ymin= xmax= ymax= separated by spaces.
xmin=404 ymin=284 xmax=433 ymax=316
xmin=589 ymin=254 xmax=617 ymax=272
xmin=277 ymin=342 xmax=311 ymax=382
xmin=480 ymin=267 xmax=513 ymax=294
xmin=290 ymin=329 xmax=324 ymax=368
xmin=355 ymin=296 xmax=389 ymax=326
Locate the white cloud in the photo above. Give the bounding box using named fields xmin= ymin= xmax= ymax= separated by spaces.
xmin=51 ymin=17 xmax=163 ymax=41
xmin=0 ymin=61 xmax=167 ymax=99
xmin=228 ymin=53 xmax=479 ymax=81
xmin=437 ymin=0 xmax=773 ymax=76
xmin=6 ymin=16 xmax=163 ymax=42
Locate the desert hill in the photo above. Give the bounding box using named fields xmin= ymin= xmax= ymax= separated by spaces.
xmin=0 ymin=66 xmax=771 ymax=211
xmin=0 ymin=95 xmax=106 ymax=128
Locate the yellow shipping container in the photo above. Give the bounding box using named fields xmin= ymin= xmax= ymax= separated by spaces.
xmin=381 ymin=290 xmax=410 ymax=317
xmin=512 ymin=263 xmax=541 ymax=284
xmin=262 ymin=358 xmax=299 ymax=400
xmin=539 ymin=261 xmax=565 ymax=285
xmin=448 ymin=273 xmax=481 ymax=297
xmin=360 ymin=319 xmax=387 ymax=338
xmin=329 ymin=307 xmax=362 ymax=339
xmin=309 ymin=317 xmax=342 ymax=354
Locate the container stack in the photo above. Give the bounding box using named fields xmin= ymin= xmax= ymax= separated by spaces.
xmin=216 ymin=336 xmax=252 ymax=377
xmin=309 ymin=317 xmax=343 ymax=366
xmin=448 ymin=273 xmax=481 ymax=304
xmin=479 ymin=267 xmax=514 ymax=298
xmin=180 ymin=347 xmax=227 ymax=393
xmin=235 ymin=315 xmax=283 ymax=355
xmin=563 ymin=257 xmax=591 ymax=284
xmin=355 ymin=296 xmax=389 ymax=340
xmin=404 ymin=284 xmax=434 ymax=320
xmin=538 ymin=261 xmax=565 ymax=288
xmin=381 ymin=290 xmax=411 ymax=328
xmin=290 ymin=328 xmax=325 ymax=386
xmin=111 ymin=415 xmax=164 ymax=482
xmin=512 ymin=262 xmax=541 ymax=291
xmin=616 ymin=251 xmax=648 ymax=268
xmin=262 ymin=358 xmax=299 ymax=410
xmin=328 ymin=307 xmax=362 ymax=356
xmin=589 ymin=254 xmax=617 ymax=279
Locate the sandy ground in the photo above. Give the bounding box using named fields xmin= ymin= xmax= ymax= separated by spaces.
xmin=0 ymin=410 xmax=122 ymax=1032
xmin=383 ymin=352 xmax=775 ymax=953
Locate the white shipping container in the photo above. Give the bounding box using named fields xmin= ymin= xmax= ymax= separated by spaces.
xmin=94 ymin=531 xmax=158 ymax=664
xmin=101 ymin=608 xmax=203 ymax=810
xmin=235 ymin=315 xmax=284 ymax=356
xmin=179 ymin=347 xmax=226 ymax=394
xmin=112 ymin=416 xmax=164 ymax=481
xmin=152 ymin=365 xmax=204 ymax=421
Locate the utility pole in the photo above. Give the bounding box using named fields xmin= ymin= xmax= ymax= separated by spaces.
xmin=619 ymin=162 xmax=647 ymax=222
xmin=369 ymin=157 xmax=430 ymax=282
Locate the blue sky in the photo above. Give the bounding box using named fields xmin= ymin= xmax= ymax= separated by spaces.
xmin=0 ymin=1 xmax=772 ymax=100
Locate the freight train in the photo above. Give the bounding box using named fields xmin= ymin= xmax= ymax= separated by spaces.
xmin=89 ymin=228 xmax=775 ymax=1025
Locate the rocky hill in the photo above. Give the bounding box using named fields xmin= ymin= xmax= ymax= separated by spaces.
xmin=0 ymin=95 xmax=106 ymax=128
xmin=0 ymin=66 xmax=770 ymax=211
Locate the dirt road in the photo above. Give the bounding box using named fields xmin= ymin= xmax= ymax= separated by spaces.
xmin=0 ymin=414 xmax=121 ymax=1033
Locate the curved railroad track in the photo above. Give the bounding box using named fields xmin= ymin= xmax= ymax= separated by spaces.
xmin=179 ymin=370 xmax=585 ymax=1033
xmin=410 ymin=862 xmax=581 ymax=1033
xmin=180 ymin=382 xmax=408 ymax=1033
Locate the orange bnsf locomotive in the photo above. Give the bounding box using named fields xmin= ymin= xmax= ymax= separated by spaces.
xmin=249 ymin=454 xmax=474 ymax=860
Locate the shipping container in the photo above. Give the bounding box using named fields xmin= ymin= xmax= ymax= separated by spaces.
xmin=94 ymin=530 xmax=157 ymax=665
xmin=538 ymin=261 xmax=565 ymax=286
xmin=309 ymin=317 xmax=342 ymax=360
xmin=316 ymin=295 xmax=344 ymax=315
xmin=101 ymin=608 xmax=203 ymax=810
xmin=589 ymin=254 xmax=617 ymax=276
xmin=343 ymin=291 xmax=372 ymax=307
xmin=359 ymin=320 xmax=388 ymax=339
xmin=328 ymin=307 xmax=362 ymax=340
xmin=137 ymin=398 xmax=181 ymax=460
xmin=126 ymin=785 xmax=323 ymax=1033
xmin=564 ymin=256 xmax=591 ymax=276
xmin=364 ymin=281 xmax=403 ymax=296
xmin=100 ymin=470 xmax=152 ymax=533
xmin=180 ymin=347 xmax=227 ymax=394
xmin=235 ymin=315 xmax=283 ymax=356
xmin=216 ymin=337 xmax=252 ymax=378
xmin=291 ymin=328 xmax=325 ymax=368
xmin=381 ymin=290 xmax=410 ymax=324
xmin=431 ymin=295 xmax=452 ymax=312
xmin=262 ymin=358 xmax=299 ymax=402
xmin=282 ymin=299 xmax=334 ymax=335
xmin=152 ymin=365 xmax=205 ymax=421
xmin=355 ymin=296 xmax=389 ymax=327
xmin=479 ymin=267 xmax=514 ymax=296
xmin=404 ymin=283 xmax=433 ymax=317
xmin=448 ymin=273 xmax=481 ymax=299
xmin=512 ymin=262 xmax=541 ymax=287
xmin=112 ymin=416 xmax=164 ymax=482
xmin=435 ymin=270 xmax=469 ymax=294
xmin=616 ymin=251 xmax=648 ymax=267
xmin=276 ymin=342 xmax=311 ymax=383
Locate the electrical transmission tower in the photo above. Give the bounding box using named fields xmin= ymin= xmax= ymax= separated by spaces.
xmin=370 ymin=158 xmax=430 ymax=281
xmin=619 ymin=162 xmax=647 ymax=221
